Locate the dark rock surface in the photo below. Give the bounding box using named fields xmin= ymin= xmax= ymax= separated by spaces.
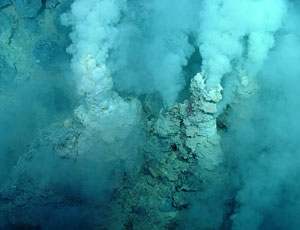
xmin=12 ymin=0 xmax=42 ymax=18
xmin=0 ymin=0 xmax=10 ymax=8
xmin=33 ymin=39 xmax=68 ymax=71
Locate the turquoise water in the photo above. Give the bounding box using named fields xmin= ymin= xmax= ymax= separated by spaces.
xmin=0 ymin=1 xmax=300 ymax=230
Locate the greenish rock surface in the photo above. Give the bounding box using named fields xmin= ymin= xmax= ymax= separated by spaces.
xmin=0 ymin=0 xmax=10 ymax=8
xmin=0 ymin=1 xmax=239 ymax=230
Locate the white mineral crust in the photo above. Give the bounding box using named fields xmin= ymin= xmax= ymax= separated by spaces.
xmin=153 ymin=73 xmax=223 ymax=170
xmin=75 ymin=54 xmax=141 ymax=143
xmin=187 ymin=73 xmax=223 ymax=169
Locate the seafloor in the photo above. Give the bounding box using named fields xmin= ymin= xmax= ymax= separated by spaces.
xmin=0 ymin=1 xmax=300 ymax=230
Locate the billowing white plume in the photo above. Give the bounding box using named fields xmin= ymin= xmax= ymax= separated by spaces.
xmin=198 ymin=0 xmax=287 ymax=87
xmin=61 ymin=0 xmax=141 ymax=143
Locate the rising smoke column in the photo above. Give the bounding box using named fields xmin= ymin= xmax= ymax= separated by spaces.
xmin=108 ymin=0 xmax=200 ymax=106
xmin=198 ymin=0 xmax=286 ymax=88
xmin=61 ymin=0 xmax=141 ymax=143
xmin=195 ymin=1 xmax=297 ymax=229
xmin=226 ymin=1 xmax=300 ymax=229
xmin=59 ymin=1 xmax=300 ymax=229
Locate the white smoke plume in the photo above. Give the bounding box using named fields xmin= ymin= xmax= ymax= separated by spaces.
xmin=62 ymin=0 xmax=287 ymax=108
xmin=61 ymin=0 xmax=127 ymax=75
xmin=61 ymin=0 xmax=141 ymax=143
xmin=61 ymin=1 xmax=300 ymax=229
xmin=198 ymin=0 xmax=286 ymax=88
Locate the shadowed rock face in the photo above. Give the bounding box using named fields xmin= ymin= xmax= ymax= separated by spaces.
xmin=12 ymin=0 xmax=42 ymax=18
xmin=0 ymin=0 xmax=10 ymax=8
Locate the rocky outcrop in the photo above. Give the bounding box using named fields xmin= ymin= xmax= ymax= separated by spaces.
xmin=153 ymin=73 xmax=223 ymax=170
xmin=74 ymin=54 xmax=142 ymax=144
xmin=109 ymin=73 xmax=227 ymax=230
xmin=0 ymin=2 xmax=236 ymax=229
xmin=0 ymin=0 xmax=10 ymax=8
xmin=12 ymin=0 xmax=42 ymax=18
